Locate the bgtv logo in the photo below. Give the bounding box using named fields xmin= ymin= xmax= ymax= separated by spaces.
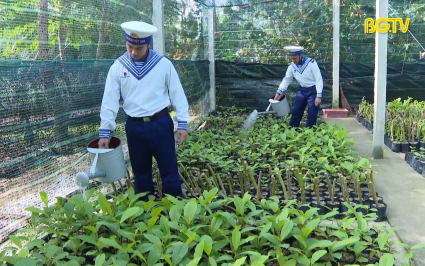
xmin=364 ymin=18 xmax=410 ymax=33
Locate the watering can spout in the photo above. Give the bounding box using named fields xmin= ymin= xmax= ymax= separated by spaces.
xmin=76 ymin=170 xmax=106 ymax=187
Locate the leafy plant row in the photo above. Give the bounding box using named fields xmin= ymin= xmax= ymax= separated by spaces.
xmin=1 ymin=188 xmax=424 ymax=266
xmin=174 ymin=108 xmax=387 ymax=221
xmin=356 ymin=97 xmax=425 ymax=153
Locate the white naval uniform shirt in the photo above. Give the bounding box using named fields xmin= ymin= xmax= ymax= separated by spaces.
xmin=277 ymin=56 xmax=324 ymax=98
xmin=98 ymin=50 xmax=189 ymax=139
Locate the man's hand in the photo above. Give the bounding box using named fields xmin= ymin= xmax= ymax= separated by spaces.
xmin=315 ymin=97 xmax=321 ymax=106
xmin=274 ymin=93 xmax=281 ymax=100
xmin=176 ymin=130 xmax=187 ymax=144
xmin=98 ymin=138 xmax=110 ymax=148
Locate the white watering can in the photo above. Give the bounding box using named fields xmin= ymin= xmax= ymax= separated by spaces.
xmin=243 ymin=94 xmax=291 ymax=130
xmin=76 ymin=137 xmax=127 ymax=187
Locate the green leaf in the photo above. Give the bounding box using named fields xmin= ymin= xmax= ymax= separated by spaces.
xmin=331 ymin=237 xmax=359 ymax=252
xmin=16 ymin=258 xmax=38 ymax=266
xmin=402 ymin=253 xmax=412 ymax=261
xmin=162 ymin=254 xmax=172 ymax=266
xmin=95 ymin=254 xmax=105 ymax=266
xmin=232 ymin=256 xmax=247 ymax=266
xmin=311 ymin=250 xmax=327 ymax=264
xmin=209 ymin=257 xmax=218 ymax=266
xmin=280 ymin=220 xmax=293 ymax=241
xmin=18 ymin=247 xmax=29 ymax=258
xmin=64 ymin=202 xmax=74 ymax=220
xmin=260 ymin=222 xmax=272 ymax=237
xmin=233 ymin=196 xmax=245 ymax=215
xmin=194 ymin=241 xmax=204 ymax=258
xmin=151 ymin=207 xmax=163 ymax=218
xmin=411 ymin=243 xmax=425 ymax=250
xmin=148 ymin=246 xmax=162 ymax=265
xmin=98 ymin=194 xmax=112 ymax=215
xmin=9 ymin=235 xmax=22 ymax=248
xmin=210 ymin=216 xmax=223 ymax=234
xmin=120 ymin=207 xmax=140 ymax=223
xmin=40 ymin=191 xmax=48 ymax=207
xmin=25 ymin=206 xmax=45 ymax=214
xmin=79 ymin=235 xmax=97 ymax=246
xmin=379 ymin=253 xmax=395 ymax=266
xmin=169 ymin=204 xmax=182 ymax=222
xmin=186 ymin=257 xmax=201 ymax=266
xmin=144 ymin=234 xmax=161 ymax=245
xmin=172 ymin=242 xmax=188 ymax=265
xmin=183 ymin=201 xmax=197 ymax=225
xmin=232 ymin=226 xmax=241 ymax=252
xmin=262 ymin=233 xmax=280 ymax=246
xmin=98 ymin=237 xmax=124 ymax=252
xmin=200 ymin=235 xmax=213 ymax=256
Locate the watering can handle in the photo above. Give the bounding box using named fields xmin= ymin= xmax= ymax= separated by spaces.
xmin=90 ymin=153 xmax=98 ymax=174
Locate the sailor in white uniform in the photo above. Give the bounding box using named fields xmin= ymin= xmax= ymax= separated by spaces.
xmin=274 ymin=46 xmax=324 ymax=128
xmin=97 ymin=21 xmax=189 ymax=200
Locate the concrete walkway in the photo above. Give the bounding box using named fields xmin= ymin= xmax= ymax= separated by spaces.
xmin=323 ymin=116 xmax=425 ymax=266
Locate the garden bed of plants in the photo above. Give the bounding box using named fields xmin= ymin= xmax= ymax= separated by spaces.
xmin=174 ymin=108 xmax=388 ymax=222
xmin=355 ymin=97 xmax=425 ymax=154
xmin=4 ymin=107 xmax=423 ymax=265
xmin=1 ymin=188 xmax=423 ymax=266
xmin=355 ymin=97 xmax=425 ymax=176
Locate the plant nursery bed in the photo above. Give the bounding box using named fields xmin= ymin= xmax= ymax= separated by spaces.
xmin=2 ymin=107 xmax=415 ymax=266
xmin=355 ymin=97 xmax=425 ymax=154
xmin=0 ymin=188 xmax=413 ymax=266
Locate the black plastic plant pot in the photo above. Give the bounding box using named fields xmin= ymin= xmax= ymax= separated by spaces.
xmin=384 ymin=134 xmax=389 ymax=146
xmin=420 ymin=141 xmax=425 ymax=149
xmin=366 ymin=122 xmax=373 ymax=131
xmin=390 ymin=140 xmax=401 ymax=153
xmin=355 ymin=204 xmax=369 ymax=215
xmin=405 ymin=152 xmax=414 ymax=165
xmin=368 ymin=196 xmax=383 ymax=204
xmin=401 ymin=142 xmax=410 ymax=153
xmin=299 ymin=204 xmax=310 ymax=213
xmin=355 ymin=114 xmax=361 ymax=122
xmin=326 ymin=201 xmax=340 ymax=214
xmin=311 ymin=202 xmax=327 ymax=215
xmin=371 ymin=202 xmax=387 ymax=222
xmin=410 ymin=141 xmax=420 ymax=151
xmin=412 ymin=157 xmax=424 ymax=174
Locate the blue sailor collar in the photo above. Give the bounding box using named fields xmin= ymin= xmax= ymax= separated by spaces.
xmin=291 ymin=56 xmax=313 ymax=74
xmin=117 ymin=49 xmax=164 ymax=80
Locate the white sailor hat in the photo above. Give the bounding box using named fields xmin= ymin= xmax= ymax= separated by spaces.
xmin=284 ymin=46 xmax=304 ymax=56
xmin=121 ymin=21 xmax=157 ymax=45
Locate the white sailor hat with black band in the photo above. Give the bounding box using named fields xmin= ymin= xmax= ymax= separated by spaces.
xmin=284 ymin=45 xmax=304 ymax=56
xmin=121 ymin=21 xmax=157 ymax=45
